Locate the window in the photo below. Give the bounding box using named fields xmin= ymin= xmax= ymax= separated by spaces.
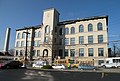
xmin=45 ymin=25 xmax=50 ymax=33
xmin=79 ymin=25 xmax=84 ymax=32
xmin=97 ymin=22 xmax=103 ymax=31
xmin=22 ymin=33 xmax=25 ymax=38
xmin=65 ymin=38 xmax=69 ymax=45
xmin=44 ymin=37 xmax=48 ymax=42
xmin=60 ymin=28 xmax=63 ymax=35
xmin=79 ymin=36 xmax=84 ymax=44
xmin=79 ymin=48 xmax=84 ymax=56
xmin=71 ymin=27 xmax=75 ymax=34
xmin=88 ymin=24 xmax=93 ymax=32
xmin=88 ymin=48 xmax=94 ymax=56
xmin=28 ymin=34 xmax=31 ymax=38
xmin=33 ymin=41 xmax=37 ymax=46
xmin=37 ymin=40 xmax=40 ymax=47
xmin=59 ymin=38 xmax=63 ymax=45
xmin=33 ymin=50 xmax=36 ymax=56
xmin=17 ymin=33 xmax=20 ymax=39
xmin=70 ymin=38 xmax=75 ymax=45
xmin=16 ymin=50 xmax=18 ymax=56
xmin=37 ymin=50 xmax=40 ymax=56
xmin=34 ymin=31 xmax=37 ymax=37
xmin=65 ymin=28 xmax=69 ymax=34
xmin=98 ymin=48 xmax=104 ymax=56
xmin=88 ymin=36 xmax=93 ymax=44
xmin=20 ymin=50 xmax=23 ymax=56
xmin=38 ymin=31 xmax=41 ymax=37
xmin=65 ymin=49 xmax=68 ymax=56
xmin=21 ymin=41 xmax=24 ymax=47
xmin=70 ymin=49 xmax=75 ymax=57
xmin=27 ymin=41 xmax=30 ymax=46
xmin=16 ymin=41 xmax=20 ymax=47
xmin=98 ymin=35 xmax=103 ymax=43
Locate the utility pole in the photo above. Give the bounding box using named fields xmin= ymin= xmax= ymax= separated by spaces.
xmin=23 ymin=28 xmax=30 ymax=67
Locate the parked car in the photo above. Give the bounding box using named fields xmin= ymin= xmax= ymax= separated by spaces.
xmin=52 ymin=64 xmax=65 ymax=69
xmin=0 ymin=61 xmax=23 ymax=69
xmin=78 ymin=64 xmax=97 ymax=70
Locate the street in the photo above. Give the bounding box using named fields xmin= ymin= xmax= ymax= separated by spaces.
xmin=0 ymin=69 xmax=120 ymax=81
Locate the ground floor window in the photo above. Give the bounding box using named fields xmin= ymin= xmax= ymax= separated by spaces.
xmin=98 ymin=48 xmax=104 ymax=56
xmin=65 ymin=49 xmax=68 ymax=56
xmin=70 ymin=49 xmax=75 ymax=57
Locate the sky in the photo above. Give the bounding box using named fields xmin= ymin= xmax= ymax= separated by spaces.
xmin=0 ymin=0 xmax=120 ymax=51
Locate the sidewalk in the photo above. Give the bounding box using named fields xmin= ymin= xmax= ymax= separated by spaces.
xmin=27 ymin=67 xmax=120 ymax=73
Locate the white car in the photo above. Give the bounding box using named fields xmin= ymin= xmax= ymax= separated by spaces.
xmin=32 ymin=61 xmax=47 ymax=68
xmin=52 ymin=64 xmax=65 ymax=69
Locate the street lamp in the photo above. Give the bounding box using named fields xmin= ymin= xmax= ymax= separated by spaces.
xmin=23 ymin=28 xmax=30 ymax=67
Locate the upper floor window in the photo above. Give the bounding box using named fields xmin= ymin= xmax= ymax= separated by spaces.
xmin=79 ymin=36 xmax=84 ymax=44
xmin=22 ymin=33 xmax=25 ymax=38
xmin=45 ymin=25 xmax=50 ymax=33
xmin=59 ymin=28 xmax=64 ymax=35
xmin=88 ymin=24 xmax=93 ymax=32
xmin=98 ymin=35 xmax=103 ymax=43
xmin=16 ymin=41 xmax=20 ymax=47
xmin=33 ymin=41 xmax=37 ymax=46
xmin=70 ymin=37 xmax=75 ymax=45
xmin=88 ymin=48 xmax=94 ymax=56
xmin=21 ymin=41 xmax=24 ymax=47
xmin=38 ymin=31 xmax=41 ymax=37
xmin=79 ymin=25 xmax=84 ymax=32
xmin=88 ymin=36 xmax=93 ymax=44
xmin=71 ymin=27 xmax=75 ymax=34
xmin=97 ymin=22 xmax=103 ymax=31
xmin=79 ymin=48 xmax=84 ymax=57
xmin=65 ymin=28 xmax=69 ymax=34
xmin=17 ymin=33 xmax=20 ymax=39
xmin=37 ymin=40 xmax=40 ymax=47
xmin=65 ymin=38 xmax=69 ymax=45
xmin=44 ymin=37 xmax=48 ymax=43
xmin=98 ymin=48 xmax=104 ymax=56
xmin=34 ymin=31 xmax=37 ymax=37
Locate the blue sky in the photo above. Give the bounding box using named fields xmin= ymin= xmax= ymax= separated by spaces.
xmin=0 ymin=0 xmax=120 ymax=51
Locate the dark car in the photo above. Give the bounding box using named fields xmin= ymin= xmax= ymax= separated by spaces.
xmin=1 ymin=61 xmax=23 ymax=69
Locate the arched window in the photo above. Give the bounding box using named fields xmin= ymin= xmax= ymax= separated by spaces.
xmin=97 ymin=22 xmax=103 ymax=31
xmin=45 ymin=25 xmax=50 ymax=33
xmin=22 ymin=33 xmax=25 ymax=38
xmin=79 ymin=25 xmax=84 ymax=32
xmin=17 ymin=33 xmax=20 ymax=39
xmin=65 ymin=28 xmax=69 ymax=34
xmin=38 ymin=31 xmax=41 ymax=37
xmin=88 ymin=23 xmax=93 ymax=32
xmin=71 ymin=27 xmax=75 ymax=34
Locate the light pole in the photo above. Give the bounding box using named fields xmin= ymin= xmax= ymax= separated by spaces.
xmin=23 ymin=28 xmax=30 ymax=67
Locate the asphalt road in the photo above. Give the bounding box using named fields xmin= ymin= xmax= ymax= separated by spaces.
xmin=0 ymin=69 xmax=120 ymax=81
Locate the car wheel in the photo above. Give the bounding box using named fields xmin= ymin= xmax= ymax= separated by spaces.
xmin=103 ymin=65 xmax=106 ymax=68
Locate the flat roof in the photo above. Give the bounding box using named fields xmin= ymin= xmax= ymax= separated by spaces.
xmin=58 ymin=15 xmax=108 ymax=26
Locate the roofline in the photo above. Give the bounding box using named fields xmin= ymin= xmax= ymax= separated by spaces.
xmin=16 ymin=25 xmax=41 ymax=31
xmin=58 ymin=15 xmax=108 ymax=26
